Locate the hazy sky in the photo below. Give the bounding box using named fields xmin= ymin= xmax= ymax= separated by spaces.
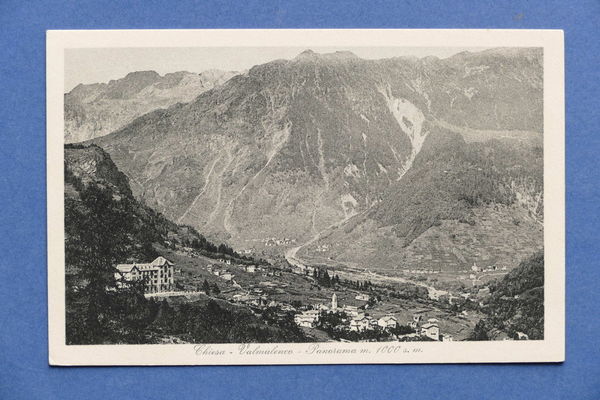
xmin=65 ymin=46 xmax=489 ymax=91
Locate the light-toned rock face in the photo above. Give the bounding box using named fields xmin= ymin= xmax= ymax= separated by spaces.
xmin=64 ymin=70 xmax=237 ymax=143
xmin=85 ymin=48 xmax=543 ymax=271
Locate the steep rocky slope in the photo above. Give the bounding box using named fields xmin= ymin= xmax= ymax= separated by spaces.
xmin=300 ymin=122 xmax=543 ymax=272
xmin=65 ymin=70 xmax=236 ymax=143
xmin=85 ymin=48 xmax=543 ymax=271
xmin=64 ymin=144 xmax=246 ymax=289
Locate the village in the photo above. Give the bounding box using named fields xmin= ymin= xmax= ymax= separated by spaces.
xmin=111 ymin=244 xmax=515 ymax=342
xmin=290 ymin=293 xmax=449 ymax=341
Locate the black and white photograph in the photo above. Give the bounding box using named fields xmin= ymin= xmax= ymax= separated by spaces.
xmin=46 ymin=29 xmax=564 ymax=365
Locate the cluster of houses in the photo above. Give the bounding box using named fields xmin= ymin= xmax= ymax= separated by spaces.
xmin=264 ymin=237 xmax=296 ymax=247
xmin=231 ymin=292 xmax=270 ymax=308
xmin=401 ymin=262 xmax=509 ymax=276
xmin=314 ymin=244 xmax=331 ymax=253
xmin=207 ymin=265 xmax=235 ymax=281
xmin=402 ymin=267 xmax=442 ymax=275
xmin=231 ymin=287 xmax=294 ymax=311
xmin=407 ymin=315 xmax=451 ymax=341
xmin=208 ymin=262 xmax=272 ymax=282
xmin=467 ymin=264 xmax=508 ymax=287
xmin=290 ymin=264 xmax=316 ymax=276
xmin=292 ymin=294 xmax=451 ymax=341
xmin=470 ymin=262 xmax=507 ymax=273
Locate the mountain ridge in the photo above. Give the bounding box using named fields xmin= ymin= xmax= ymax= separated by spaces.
xmin=65 ymin=69 xmax=237 ymax=143
xmin=83 ymin=48 xmax=543 ymax=273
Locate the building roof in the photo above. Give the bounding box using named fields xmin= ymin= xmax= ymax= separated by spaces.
xmin=116 ymin=264 xmax=138 ymax=273
xmin=421 ymin=323 xmax=438 ymax=329
xmin=150 ymin=256 xmax=173 ymax=266
xmin=303 ymin=310 xmax=320 ymax=315
xmin=116 ymin=256 xmax=173 ymax=273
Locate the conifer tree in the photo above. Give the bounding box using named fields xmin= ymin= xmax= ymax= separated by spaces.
xmin=212 ymin=283 xmax=221 ymax=295
xmin=202 ymin=279 xmax=211 ymax=295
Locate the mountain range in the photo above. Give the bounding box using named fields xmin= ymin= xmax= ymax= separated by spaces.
xmin=69 ymin=48 xmax=544 ymax=274
xmin=65 ymin=69 xmax=236 ymax=143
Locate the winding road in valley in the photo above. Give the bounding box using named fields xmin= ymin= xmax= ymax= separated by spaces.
xmin=284 ymin=212 xmax=356 ymax=270
xmin=284 ymin=210 xmax=452 ymax=301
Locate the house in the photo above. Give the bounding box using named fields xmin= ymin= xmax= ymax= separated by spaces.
xmin=294 ymin=314 xmax=316 ymax=328
xmin=355 ymin=293 xmax=370 ymax=301
xmin=115 ymin=256 xmax=174 ymax=294
xmin=221 ymin=272 xmax=234 ymax=281
xmin=409 ymin=315 xmax=422 ymax=329
xmin=349 ymin=316 xmax=372 ymax=332
xmin=249 ymin=295 xmax=269 ymax=308
xmin=292 ymin=266 xmax=306 ymax=275
xmin=245 ymin=265 xmax=256 ymax=273
xmin=516 ymin=331 xmax=529 ymax=340
xmin=343 ymin=305 xmax=359 ymax=313
xmin=294 ymin=310 xmax=320 ymax=328
xmin=442 ymin=334 xmax=454 ymax=342
xmin=343 ymin=305 xmax=362 ymax=319
xmin=471 ymin=263 xmax=481 ymax=272
xmin=420 ymin=323 xmax=440 ymax=341
xmin=377 ymin=315 xmax=398 ymax=330
xmin=232 ymin=293 xmax=251 ymax=303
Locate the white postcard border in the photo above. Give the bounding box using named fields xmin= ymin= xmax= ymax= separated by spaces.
xmin=47 ymin=29 xmax=565 ymax=366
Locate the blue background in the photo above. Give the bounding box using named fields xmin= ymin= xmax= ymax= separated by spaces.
xmin=0 ymin=1 xmax=598 ymax=399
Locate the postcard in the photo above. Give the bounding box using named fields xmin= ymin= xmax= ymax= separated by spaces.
xmin=47 ymin=29 xmax=564 ymax=365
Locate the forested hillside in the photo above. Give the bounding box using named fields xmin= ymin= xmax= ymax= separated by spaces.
xmin=64 ymin=144 xmax=297 ymax=344
xmin=371 ymin=125 xmax=543 ymax=246
xmin=470 ymin=251 xmax=544 ymax=340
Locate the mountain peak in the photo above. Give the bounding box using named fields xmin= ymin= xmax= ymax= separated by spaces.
xmin=294 ymin=49 xmax=318 ymax=60
xmin=123 ymin=70 xmax=161 ymax=80
xmin=324 ymin=50 xmax=359 ymax=59
xmin=293 ymin=49 xmax=360 ymax=62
